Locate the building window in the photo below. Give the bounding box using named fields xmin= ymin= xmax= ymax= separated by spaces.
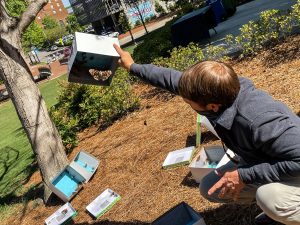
xmin=59 ymin=8 xmax=62 ymax=12
xmin=53 ymin=10 xmax=56 ymax=14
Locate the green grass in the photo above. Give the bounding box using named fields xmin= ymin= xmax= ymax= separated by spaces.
xmin=0 ymin=75 xmax=66 ymax=200
xmin=124 ymin=43 xmax=138 ymax=54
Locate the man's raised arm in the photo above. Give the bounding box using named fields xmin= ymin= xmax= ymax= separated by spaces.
xmin=113 ymin=44 xmax=182 ymax=95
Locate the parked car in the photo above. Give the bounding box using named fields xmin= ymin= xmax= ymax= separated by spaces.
xmin=107 ymin=31 xmax=119 ymax=38
xmin=37 ymin=67 xmax=52 ymax=81
xmin=67 ymin=34 xmax=74 ymax=40
xmin=63 ymin=47 xmax=71 ymax=58
xmin=0 ymin=89 xmax=9 ymax=101
xmin=50 ymin=45 xmax=58 ymax=51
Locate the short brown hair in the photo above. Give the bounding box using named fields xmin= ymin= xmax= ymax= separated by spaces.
xmin=178 ymin=61 xmax=240 ymax=106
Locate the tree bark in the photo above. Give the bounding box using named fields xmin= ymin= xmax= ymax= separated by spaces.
xmin=0 ymin=29 xmax=68 ymax=203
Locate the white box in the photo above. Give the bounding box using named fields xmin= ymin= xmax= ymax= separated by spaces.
xmin=50 ymin=150 xmax=99 ymax=202
xmin=68 ymin=32 xmax=120 ymax=86
xmin=86 ymin=188 xmax=121 ymax=219
xmin=45 ymin=202 xmax=77 ymax=225
xmin=189 ymin=146 xmax=233 ymax=183
xmin=70 ymin=150 xmax=99 ymax=183
xmin=162 ymin=146 xmax=195 ymax=169
xmin=49 ymin=165 xmax=85 ymax=202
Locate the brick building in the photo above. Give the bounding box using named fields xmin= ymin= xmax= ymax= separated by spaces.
xmin=36 ymin=0 xmax=69 ymax=26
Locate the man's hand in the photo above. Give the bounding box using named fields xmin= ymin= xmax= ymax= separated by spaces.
xmin=113 ymin=44 xmax=135 ymax=71
xmin=208 ymin=169 xmax=245 ymax=201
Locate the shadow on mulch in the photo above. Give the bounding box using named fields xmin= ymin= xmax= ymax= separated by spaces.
xmin=201 ymin=203 xmax=262 ymax=225
xmin=139 ymin=87 xmax=175 ymax=102
xmin=201 ymin=131 xmax=219 ymax=144
xmin=72 ymin=221 xmax=150 ymax=225
xmin=181 ymin=172 xmax=199 ymax=188
xmin=185 ymin=131 xmax=219 ymax=148
xmin=261 ymin=36 xmax=300 ymax=68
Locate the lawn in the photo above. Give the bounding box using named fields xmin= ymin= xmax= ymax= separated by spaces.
xmin=124 ymin=44 xmax=137 ymax=54
xmin=0 ymin=75 xmax=66 ymax=199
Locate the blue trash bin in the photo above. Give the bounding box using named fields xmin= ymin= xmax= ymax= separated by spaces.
xmin=206 ymin=0 xmax=226 ymax=24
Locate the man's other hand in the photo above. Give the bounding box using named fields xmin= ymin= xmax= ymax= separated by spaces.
xmin=113 ymin=44 xmax=135 ymax=71
xmin=208 ymin=169 xmax=245 ymax=201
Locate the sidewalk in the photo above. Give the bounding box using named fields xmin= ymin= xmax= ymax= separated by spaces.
xmin=119 ymin=16 xmax=174 ymax=46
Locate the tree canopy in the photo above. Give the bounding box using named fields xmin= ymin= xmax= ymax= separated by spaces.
xmin=118 ymin=12 xmax=132 ymax=32
xmin=21 ymin=22 xmax=46 ymax=52
xmin=42 ymin=15 xmax=59 ymax=29
xmin=44 ymin=26 xmax=67 ymax=43
xmin=66 ymin=14 xmax=83 ymax=33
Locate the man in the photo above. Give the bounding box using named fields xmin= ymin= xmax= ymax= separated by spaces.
xmin=113 ymin=44 xmax=300 ymax=225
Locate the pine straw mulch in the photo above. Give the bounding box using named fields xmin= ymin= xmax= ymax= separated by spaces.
xmin=4 ymin=35 xmax=300 ymax=225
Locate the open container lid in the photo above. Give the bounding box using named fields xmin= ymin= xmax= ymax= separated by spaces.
xmin=70 ymin=150 xmax=99 ymax=183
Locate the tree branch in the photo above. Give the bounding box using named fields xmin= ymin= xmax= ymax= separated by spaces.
xmin=0 ymin=0 xmax=16 ymax=33
xmin=17 ymin=0 xmax=48 ymax=33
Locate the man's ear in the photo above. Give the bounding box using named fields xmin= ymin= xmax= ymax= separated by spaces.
xmin=207 ymin=103 xmax=222 ymax=112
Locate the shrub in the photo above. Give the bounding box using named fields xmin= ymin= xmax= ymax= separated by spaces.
xmin=135 ymin=20 xmax=142 ymax=27
xmin=118 ymin=12 xmax=131 ymax=33
xmin=145 ymin=17 xmax=151 ymax=23
xmin=149 ymin=14 xmax=157 ymax=21
xmin=133 ymin=19 xmax=175 ymax=64
xmin=155 ymin=1 xmax=166 ymax=16
xmin=50 ymin=68 xmax=140 ymax=150
xmin=225 ymin=1 xmax=300 ymax=56
xmin=291 ymin=0 xmax=300 ymax=25
xmin=154 ymin=43 xmax=204 ymax=71
xmin=153 ymin=43 xmax=228 ymax=71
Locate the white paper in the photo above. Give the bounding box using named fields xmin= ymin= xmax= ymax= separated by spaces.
xmin=86 ymin=188 xmax=120 ymax=217
xmin=162 ymin=146 xmax=194 ymax=167
xmin=45 ymin=203 xmax=76 ymax=225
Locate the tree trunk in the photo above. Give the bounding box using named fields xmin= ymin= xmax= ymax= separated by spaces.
xmin=134 ymin=2 xmax=149 ymax=34
xmin=0 ymin=32 xmax=68 ymax=203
